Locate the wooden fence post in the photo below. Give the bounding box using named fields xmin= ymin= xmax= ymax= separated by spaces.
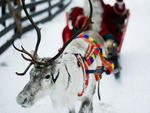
xmin=1 ymin=0 xmax=6 ymax=26
xmin=48 ymin=0 xmax=51 ymax=16
xmin=13 ymin=0 xmax=22 ymax=36
xmin=58 ymin=0 xmax=64 ymax=8
xmin=30 ymin=0 xmax=36 ymax=12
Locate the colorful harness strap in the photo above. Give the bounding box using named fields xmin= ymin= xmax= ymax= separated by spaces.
xmin=74 ymin=34 xmax=114 ymax=74
xmin=74 ymin=34 xmax=114 ymax=97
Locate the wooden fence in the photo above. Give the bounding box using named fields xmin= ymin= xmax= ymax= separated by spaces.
xmin=0 ymin=0 xmax=72 ymax=55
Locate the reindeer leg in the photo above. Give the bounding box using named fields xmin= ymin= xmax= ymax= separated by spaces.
xmin=69 ymin=108 xmax=75 ymax=113
xmin=79 ymin=98 xmax=93 ymax=113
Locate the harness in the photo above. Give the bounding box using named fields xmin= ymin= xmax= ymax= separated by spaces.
xmin=74 ymin=34 xmax=114 ymax=97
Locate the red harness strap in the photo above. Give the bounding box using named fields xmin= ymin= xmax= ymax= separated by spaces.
xmin=75 ymin=54 xmax=89 ymax=97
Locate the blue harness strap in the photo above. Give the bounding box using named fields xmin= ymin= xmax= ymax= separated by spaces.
xmin=86 ymin=69 xmax=104 ymax=74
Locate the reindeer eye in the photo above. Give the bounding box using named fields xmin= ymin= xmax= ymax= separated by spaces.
xmin=45 ymin=75 xmax=50 ymax=79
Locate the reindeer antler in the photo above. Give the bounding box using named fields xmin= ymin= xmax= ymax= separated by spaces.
xmin=14 ymin=0 xmax=42 ymax=75
xmin=46 ymin=0 xmax=93 ymax=65
xmin=21 ymin=0 xmax=41 ymax=56
xmin=15 ymin=63 xmax=33 ymax=76
xmin=14 ymin=0 xmax=93 ymax=75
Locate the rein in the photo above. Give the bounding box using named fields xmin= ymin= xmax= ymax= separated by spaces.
xmin=64 ymin=64 xmax=71 ymax=89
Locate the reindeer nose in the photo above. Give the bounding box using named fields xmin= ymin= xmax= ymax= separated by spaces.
xmin=16 ymin=93 xmax=29 ymax=106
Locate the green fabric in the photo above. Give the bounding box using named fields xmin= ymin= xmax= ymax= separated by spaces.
xmin=103 ymin=33 xmax=116 ymax=41
xmin=103 ymin=33 xmax=119 ymax=45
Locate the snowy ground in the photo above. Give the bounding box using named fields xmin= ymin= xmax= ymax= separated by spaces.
xmin=0 ymin=0 xmax=150 ymax=113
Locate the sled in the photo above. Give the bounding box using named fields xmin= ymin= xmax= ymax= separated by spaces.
xmin=117 ymin=10 xmax=130 ymax=54
xmin=62 ymin=10 xmax=130 ymax=54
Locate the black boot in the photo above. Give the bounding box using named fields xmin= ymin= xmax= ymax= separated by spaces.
xmin=108 ymin=54 xmax=121 ymax=79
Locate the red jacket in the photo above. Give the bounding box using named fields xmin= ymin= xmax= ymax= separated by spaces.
xmin=100 ymin=0 xmax=127 ymax=42
xmin=62 ymin=7 xmax=88 ymax=44
xmin=62 ymin=0 xmax=127 ymax=45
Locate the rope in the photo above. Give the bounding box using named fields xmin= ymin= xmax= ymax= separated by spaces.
xmin=98 ymin=81 xmax=101 ymax=101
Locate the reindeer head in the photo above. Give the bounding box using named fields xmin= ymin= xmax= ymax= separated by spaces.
xmin=15 ymin=0 xmax=93 ymax=108
xmin=16 ymin=59 xmax=62 ymax=107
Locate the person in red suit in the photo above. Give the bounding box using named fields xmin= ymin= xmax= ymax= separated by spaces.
xmin=99 ymin=0 xmax=128 ymax=77
xmin=100 ymin=0 xmax=128 ymax=45
xmin=62 ymin=7 xmax=89 ymax=44
xmin=62 ymin=0 xmax=128 ymax=77
xmin=63 ymin=0 xmax=128 ymax=45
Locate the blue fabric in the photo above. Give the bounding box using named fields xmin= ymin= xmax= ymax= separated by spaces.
xmin=86 ymin=69 xmax=104 ymax=74
xmin=74 ymin=36 xmax=78 ymax=39
xmin=99 ymin=48 xmax=103 ymax=54
xmin=84 ymin=35 xmax=89 ymax=39
xmin=89 ymin=57 xmax=94 ymax=63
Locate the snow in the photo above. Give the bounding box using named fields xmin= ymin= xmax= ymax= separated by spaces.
xmin=0 ymin=0 xmax=150 ymax=113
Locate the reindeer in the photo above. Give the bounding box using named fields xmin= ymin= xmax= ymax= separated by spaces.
xmin=14 ymin=0 xmax=113 ymax=113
